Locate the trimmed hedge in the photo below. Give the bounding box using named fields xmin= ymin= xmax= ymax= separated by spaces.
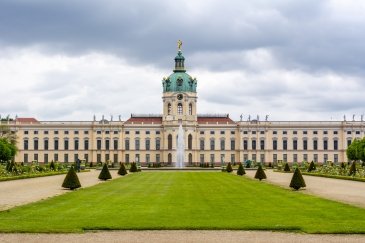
xmin=236 ymin=163 xmax=245 ymax=176
xmin=254 ymin=165 xmax=267 ymax=181
xmin=118 ymin=163 xmax=128 ymax=176
xmin=284 ymin=163 xmax=290 ymax=172
xmin=62 ymin=166 xmax=81 ymax=190
xmin=129 ymin=162 xmax=138 ymax=172
xmin=98 ymin=163 xmax=112 ymax=180
xmin=302 ymin=172 xmax=365 ymax=182
xmin=290 ymin=167 xmax=306 ymax=190
xmin=226 ymin=162 xmax=233 ymax=173
xmin=307 ymin=161 xmax=316 ymax=172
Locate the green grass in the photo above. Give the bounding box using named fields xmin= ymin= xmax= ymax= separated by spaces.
xmin=1 ymin=172 xmax=365 ymax=233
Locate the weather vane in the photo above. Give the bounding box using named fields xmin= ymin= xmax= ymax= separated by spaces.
xmin=177 ymin=40 xmax=182 ymax=50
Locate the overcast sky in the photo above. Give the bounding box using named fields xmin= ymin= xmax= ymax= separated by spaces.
xmin=1 ymin=0 xmax=365 ymax=121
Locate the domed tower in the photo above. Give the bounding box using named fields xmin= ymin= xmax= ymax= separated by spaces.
xmin=162 ymin=41 xmax=198 ymax=126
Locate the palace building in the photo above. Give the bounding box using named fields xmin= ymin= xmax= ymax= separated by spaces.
xmin=7 ymin=45 xmax=363 ymax=165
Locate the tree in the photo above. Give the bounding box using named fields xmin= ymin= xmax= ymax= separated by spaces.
xmin=0 ymin=138 xmax=17 ymax=163
xmin=236 ymin=163 xmax=245 ymax=176
xmin=98 ymin=163 xmax=112 ymax=180
xmin=284 ymin=163 xmax=290 ymax=172
xmin=349 ymin=162 xmax=357 ymax=176
xmin=254 ymin=165 xmax=267 ymax=181
xmin=307 ymin=161 xmax=316 ymax=172
xmin=118 ymin=163 xmax=128 ymax=176
xmin=290 ymin=167 xmax=306 ymax=190
xmin=347 ymin=139 xmax=360 ymax=161
xmin=226 ymin=162 xmax=233 ymax=173
xmin=62 ymin=166 xmax=81 ymax=190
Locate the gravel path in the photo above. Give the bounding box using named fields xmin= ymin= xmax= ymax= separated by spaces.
xmin=0 ymin=169 xmax=119 ymax=211
xmin=245 ymin=169 xmax=365 ymax=208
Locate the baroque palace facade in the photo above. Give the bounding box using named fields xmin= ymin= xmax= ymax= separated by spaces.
xmin=7 ymin=46 xmax=365 ymax=165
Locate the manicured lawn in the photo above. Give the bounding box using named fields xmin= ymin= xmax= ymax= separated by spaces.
xmin=1 ymin=172 xmax=365 ymax=233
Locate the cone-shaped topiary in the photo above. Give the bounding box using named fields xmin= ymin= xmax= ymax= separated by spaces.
xmin=236 ymin=163 xmax=246 ymax=176
xmin=284 ymin=163 xmax=290 ymax=172
xmin=50 ymin=161 xmax=56 ymax=170
xmin=62 ymin=166 xmax=81 ymax=190
xmin=129 ymin=162 xmax=138 ymax=172
xmin=98 ymin=163 xmax=112 ymax=180
xmin=254 ymin=165 xmax=267 ymax=181
xmin=118 ymin=163 xmax=128 ymax=176
xmin=290 ymin=167 xmax=306 ymax=190
xmin=341 ymin=162 xmax=346 ymax=169
xmin=307 ymin=161 xmax=316 ymax=172
xmin=349 ymin=162 xmax=357 ymax=176
xmin=226 ymin=162 xmax=233 ymax=173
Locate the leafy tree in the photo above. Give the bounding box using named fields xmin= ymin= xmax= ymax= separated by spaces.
xmin=254 ymin=165 xmax=266 ymax=181
xmin=226 ymin=162 xmax=233 ymax=173
xmin=290 ymin=167 xmax=306 ymax=190
xmin=347 ymin=139 xmax=360 ymax=161
xmin=62 ymin=166 xmax=81 ymax=190
xmin=118 ymin=163 xmax=128 ymax=176
xmin=307 ymin=161 xmax=316 ymax=172
xmin=349 ymin=162 xmax=357 ymax=176
xmin=284 ymin=163 xmax=290 ymax=172
xmin=236 ymin=163 xmax=245 ymax=176
xmin=0 ymin=138 xmax=17 ymax=163
xmin=98 ymin=163 xmax=112 ymax=180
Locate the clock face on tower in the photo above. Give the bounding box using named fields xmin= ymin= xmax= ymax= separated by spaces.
xmin=177 ymin=94 xmax=183 ymax=100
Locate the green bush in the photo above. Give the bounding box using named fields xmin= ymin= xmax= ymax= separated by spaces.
xmin=129 ymin=162 xmax=138 ymax=172
xmin=226 ymin=162 xmax=233 ymax=173
xmin=341 ymin=162 xmax=346 ymax=169
xmin=118 ymin=163 xmax=128 ymax=176
xmin=254 ymin=165 xmax=266 ymax=181
xmin=98 ymin=163 xmax=112 ymax=180
xmin=62 ymin=166 xmax=81 ymax=190
xmin=290 ymin=167 xmax=306 ymax=190
xmin=49 ymin=161 xmax=56 ymax=171
xmin=236 ymin=163 xmax=245 ymax=176
xmin=307 ymin=161 xmax=316 ymax=172
xmin=284 ymin=163 xmax=290 ymax=172
xmin=349 ymin=162 xmax=357 ymax=176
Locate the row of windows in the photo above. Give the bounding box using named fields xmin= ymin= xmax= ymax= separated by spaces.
xmin=199 ymin=131 xmax=235 ymax=135
xmin=125 ymin=131 xmax=160 ymax=135
xmin=199 ymin=139 xmax=236 ymax=150
xmin=244 ymin=154 xmax=339 ymax=163
xmin=243 ymin=130 xmax=362 ymax=135
xmin=242 ymin=139 xmax=342 ymax=151
xmin=24 ymin=130 xmax=122 ymax=135
xmin=167 ymin=103 xmax=193 ymax=115
xmin=24 ymin=139 xmax=117 ymax=151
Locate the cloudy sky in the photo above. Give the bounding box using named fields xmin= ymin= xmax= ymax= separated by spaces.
xmin=1 ymin=0 xmax=365 ymax=121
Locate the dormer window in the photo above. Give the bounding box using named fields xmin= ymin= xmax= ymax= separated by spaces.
xmin=177 ymin=78 xmax=183 ymax=86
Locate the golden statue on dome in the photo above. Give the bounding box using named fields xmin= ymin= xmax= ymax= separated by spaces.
xmin=177 ymin=40 xmax=182 ymax=50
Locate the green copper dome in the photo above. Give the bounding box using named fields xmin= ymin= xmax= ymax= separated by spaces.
xmin=162 ymin=50 xmax=197 ymax=93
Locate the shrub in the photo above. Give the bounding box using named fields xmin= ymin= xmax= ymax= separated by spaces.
xmin=129 ymin=162 xmax=138 ymax=172
xmin=307 ymin=161 xmax=316 ymax=172
xmin=49 ymin=161 xmax=56 ymax=171
xmin=237 ymin=163 xmax=245 ymax=176
xmin=62 ymin=166 xmax=81 ymax=190
xmin=268 ymin=162 xmax=272 ymax=168
xmin=118 ymin=163 xmax=128 ymax=176
xmin=341 ymin=162 xmax=346 ymax=169
xmin=254 ymin=165 xmax=267 ymax=181
xmin=98 ymin=163 xmax=112 ymax=180
xmin=226 ymin=162 xmax=233 ymax=173
xmin=284 ymin=163 xmax=290 ymax=172
xmin=89 ymin=162 xmax=93 ymax=168
xmin=290 ymin=167 xmax=306 ymax=190
xmin=349 ymin=162 xmax=357 ymax=176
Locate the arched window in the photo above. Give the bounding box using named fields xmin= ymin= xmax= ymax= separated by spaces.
xmin=168 ymin=134 xmax=172 ymax=150
xmin=168 ymin=153 xmax=172 ymax=164
xmin=188 ymin=153 xmax=193 ymax=164
xmin=177 ymin=103 xmax=183 ymax=115
xmin=167 ymin=103 xmax=172 ymax=115
xmin=189 ymin=103 xmax=193 ymax=115
xmin=188 ymin=134 xmax=192 ymax=150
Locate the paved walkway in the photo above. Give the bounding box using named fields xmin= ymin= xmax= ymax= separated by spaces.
xmin=0 ymin=169 xmax=119 ymax=210
xmin=245 ymin=169 xmax=365 ymax=208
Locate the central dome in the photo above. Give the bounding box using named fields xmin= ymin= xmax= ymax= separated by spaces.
xmin=162 ymin=50 xmax=197 ymax=93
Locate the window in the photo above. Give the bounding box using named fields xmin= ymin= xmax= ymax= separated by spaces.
xmin=54 ymin=139 xmax=59 ymax=150
xmin=24 ymin=131 xmax=29 ymax=135
xmin=283 ymin=140 xmax=287 ymax=150
xmin=125 ymin=154 xmax=130 ymax=163
xmin=74 ymin=131 xmax=79 ymax=135
xmin=156 ymin=154 xmax=160 ymax=163
xmin=105 ymin=131 xmax=110 ymax=134
xmin=220 ymin=139 xmax=225 ymax=150
xmin=34 ymin=139 xmax=39 ymax=150
xmin=347 ymin=131 xmax=351 ymax=135
xmin=188 ymin=134 xmax=192 ymax=150
xmin=293 ymin=154 xmax=298 ymax=162
xmin=303 ymin=154 xmax=308 ymax=162
xmin=145 ymin=139 xmax=150 ymax=150
xmin=303 ymin=140 xmax=308 ymax=150
xmin=167 ymin=103 xmax=172 ymax=115
xmin=54 ymin=131 xmax=59 ymax=135
xmin=189 ymin=103 xmax=192 ymax=115
xmin=200 ymin=139 xmax=205 ymax=150
xmin=74 ymin=154 xmax=79 ymax=163
xmin=324 ymin=131 xmax=328 ymax=135
xmin=313 ymin=140 xmax=318 ymax=150
xmin=334 ymin=140 xmax=338 ymax=150
xmin=114 ymin=140 xmax=118 ymax=150
xmin=135 ymin=131 xmax=140 ymax=135
xmin=244 ymin=154 xmax=248 ymax=162
xmin=334 ymin=154 xmax=338 ymax=163
xmin=177 ymin=103 xmax=183 ymax=115
xmin=252 ymin=154 xmax=257 ymax=161
xmin=105 ymin=154 xmax=110 ymax=162
xmin=283 ymin=131 xmax=287 ymax=135
xmin=231 ymin=140 xmax=235 ymax=150
xmin=313 ymin=131 xmax=318 ymax=135
xmin=293 ymin=131 xmax=297 ymax=135
xmin=105 ymin=139 xmax=110 ymax=150
xmin=260 ymin=140 xmax=265 ymax=150
xmin=34 ymin=153 xmax=38 ymax=161
xmin=273 ymin=140 xmax=277 ymax=150
xmin=210 ymin=154 xmax=215 ymax=163
xmin=333 ymin=131 xmax=338 ymax=135
xmin=188 ymin=153 xmax=193 ymax=164
xmin=113 ymin=131 xmax=118 ymax=134
xmin=200 ymin=154 xmax=204 ymax=163
xmin=156 ymin=131 xmax=160 ymax=134
xmin=252 ymin=131 xmax=256 ymax=134
xmin=84 ymin=131 xmax=89 ymax=135
xmin=125 ymin=139 xmax=130 ymax=150
xmin=74 ymin=139 xmax=79 ymax=150
xmin=97 ymin=154 xmax=101 ymax=163
xmin=324 ymin=154 xmax=328 ymax=162
xmin=283 ymin=154 xmax=287 ymax=162
xmin=34 ymin=131 xmax=38 ymax=134
xmin=146 ymin=154 xmax=150 ymax=164
xmin=210 ymin=131 xmax=215 ymax=135
xmin=24 ymin=154 xmax=28 ymax=163
xmin=323 ymin=140 xmax=328 ymax=150
xmin=114 ymin=154 xmax=118 ymax=163
xmin=64 ymin=154 xmax=69 ymax=163
xmin=273 ymin=131 xmax=277 ymax=135
xmin=156 ymin=138 xmax=161 ymax=150
xmin=293 ymin=140 xmax=297 ymax=150
xmin=210 ymin=139 xmax=215 ymax=150
xmin=64 ymin=140 xmax=69 ymax=150
xmin=85 ymin=154 xmax=88 ymax=163
xmin=243 ymin=140 xmax=248 ymax=150
xmin=64 ymin=131 xmax=69 ymax=135
xmin=231 ymin=154 xmax=235 ymax=164
xmin=24 ymin=140 xmax=29 ymax=150
xmin=220 ymin=131 xmax=225 ymax=135
xmin=125 ymin=131 xmax=130 ymax=134
xmin=44 ymin=139 xmax=49 ymax=150
xmin=97 ymin=139 xmax=101 ymax=150
xmin=260 ymin=131 xmax=265 ymax=135
xmin=303 ymin=131 xmax=308 ymax=135
xmin=231 ymin=131 xmax=235 ymax=135
xmin=273 ymin=154 xmax=277 ymax=163
xmin=347 ymin=139 xmax=351 ymax=147
xmin=54 ymin=153 xmax=58 ymax=162
xmin=146 ymin=131 xmax=150 ymax=135
xmin=243 ymin=131 xmax=248 ymax=134
xmin=252 ymin=140 xmax=256 ymax=150
xmin=135 ymin=139 xmax=140 ymax=150
xmin=200 ymin=131 xmax=204 ymax=135
xmin=168 ymin=134 xmax=172 ymax=150
xmin=97 ymin=131 xmax=101 ymax=134
xmin=84 ymin=140 xmax=89 ymax=150
xmin=356 ymin=131 xmax=361 ymax=135
xmin=44 ymin=131 xmax=49 ymax=135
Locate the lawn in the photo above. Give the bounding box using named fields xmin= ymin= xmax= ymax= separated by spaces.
xmin=1 ymin=172 xmax=365 ymax=233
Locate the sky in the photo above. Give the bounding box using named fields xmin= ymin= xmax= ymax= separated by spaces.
xmin=1 ymin=0 xmax=365 ymax=121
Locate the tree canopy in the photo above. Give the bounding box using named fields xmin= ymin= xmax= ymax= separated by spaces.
xmin=0 ymin=138 xmax=17 ymax=163
xmin=346 ymin=138 xmax=365 ymax=162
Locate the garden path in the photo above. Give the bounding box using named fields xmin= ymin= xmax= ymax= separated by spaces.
xmin=0 ymin=169 xmax=119 ymax=210
xmin=246 ymin=169 xmax=365 ymax=208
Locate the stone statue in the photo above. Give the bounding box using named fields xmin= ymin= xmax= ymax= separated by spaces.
xmin=177 ymin=40 xmax=182 ymax=50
